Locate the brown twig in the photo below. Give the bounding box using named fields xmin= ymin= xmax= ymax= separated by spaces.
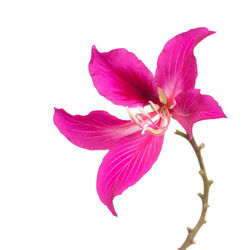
xmin=175 ymin=130 xmax=213 ymax=250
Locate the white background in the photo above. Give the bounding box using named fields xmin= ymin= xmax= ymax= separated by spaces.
xmin=0 ymin=0 xmax=249 ymax=249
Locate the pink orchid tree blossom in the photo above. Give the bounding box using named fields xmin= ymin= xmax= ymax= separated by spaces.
xmin=54 ymin=27 xmax=226 ymax=218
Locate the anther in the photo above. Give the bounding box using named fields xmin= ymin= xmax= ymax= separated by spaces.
xmin=169 ymin=104 xmax=175 ymax=110
xmin=157 ymin=87 xmax=167 ymax=105
xmin=141 ymin=126 xmax=165 ymax=135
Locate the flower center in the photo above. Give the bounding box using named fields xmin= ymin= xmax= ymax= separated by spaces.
xmin=126 ymin=88 xmax=171 ymax=136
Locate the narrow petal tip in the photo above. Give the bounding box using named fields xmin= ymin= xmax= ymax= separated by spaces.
xmin=53 ymin=107 xmax=61 ymax=122
xmin=108 ymin=202 xmax=118 ymax=217
xmin=222 ymin=113 xmax=228 ymax=119
xmin=91 ymin=45 xmax=97 ymax=54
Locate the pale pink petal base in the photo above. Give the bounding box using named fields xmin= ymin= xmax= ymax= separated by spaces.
xmin=54 ymin=108 xmax=139 ymax=150
xmin=97 ymin=131 xmax=164 ymax=216
xmin=172 ymin=89 xmax=226 ymax=138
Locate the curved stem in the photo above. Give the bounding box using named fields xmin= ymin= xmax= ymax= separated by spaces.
xmin=175 ymin=130 xmax=213 ymax=250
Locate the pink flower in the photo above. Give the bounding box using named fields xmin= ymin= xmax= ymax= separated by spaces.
xmin=54 ymin=28 xmax=226 ymax=216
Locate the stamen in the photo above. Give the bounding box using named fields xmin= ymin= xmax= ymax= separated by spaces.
xmin=137 ymin=107 xmax=151 ymax=118
xmin=141 ymin=107 xmax=171 ymax=136
xmin=135 ymin=113 xmax=144 ymax=122
xmin=160 ymin=117 xmax=166 ymax=127
xmin=126 ymin=102 xmax=171 ymax=137
xmin=158 ymin=87 xmax=167 ymax=105
xmin=126 ymin=107 xmax=140 ymax=125
xmin=141 ymin=126 xmax=165 ymax=135
xmin=126 ymin=107 xmax=134 ymax=120
xmin=133 ymin=115 xmax=140 ymax=124
xmin=148 ymin=101 xmax=160 ymax=113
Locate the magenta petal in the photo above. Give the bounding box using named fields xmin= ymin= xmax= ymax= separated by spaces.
xmin=155 ymin=28 xmax=215 ymax=100
xmin=89 ymin=46 xmax=158 ymax=108
xmin=97 ymin=131 xmax=164 ymax=216
xmin=54 ymin=108 xmax=139 ymax=150
xmin=172 ymin=89 xmax=226 ymax=137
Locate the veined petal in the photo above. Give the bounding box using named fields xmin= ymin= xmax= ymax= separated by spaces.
xmin=54 ymin=108 xmax=139 ymax=150
xmin=155 ymin=28 xmax=215 ymax=101
xmin=97 ymin=131 xmax=164 ymax=216
xmin=172 ymin=89 xmax=226 ymax=137
xmin=89 ymin=46 xmax=158 ymax=108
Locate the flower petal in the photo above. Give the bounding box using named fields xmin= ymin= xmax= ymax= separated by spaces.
xmin=155 ymin=28 xmax=215 ymax=101
xmin=54 ymin=108 xmax=139 ymax=150
xmin=97 ymin=131 xmax=164 ymax=216
xmin=172 ymin=89 xmax=226 ymax=137
xmin=89 ymin=46 xmax=158 ymax=107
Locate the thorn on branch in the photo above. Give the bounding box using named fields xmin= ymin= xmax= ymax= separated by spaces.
xmin=198 ymin=143 xmax=205 ymax=150
xmin=199 ymin=170 xmax=205 ymax=177
xmin=204 ymin=203 xmax=210 ymax=209
xmin=198 ymin=193 xmax=203 ymax=200
xmin=187 ymin=227 xmax=192 ymax=233
xmin=189 ymin=239 xmax=196 ymax=245
xmin=208 ymin=180 xmax=214 ymax=186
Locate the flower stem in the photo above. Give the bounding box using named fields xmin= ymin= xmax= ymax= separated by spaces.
xmin=175 ymin=130 xmax=213 ymax=250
